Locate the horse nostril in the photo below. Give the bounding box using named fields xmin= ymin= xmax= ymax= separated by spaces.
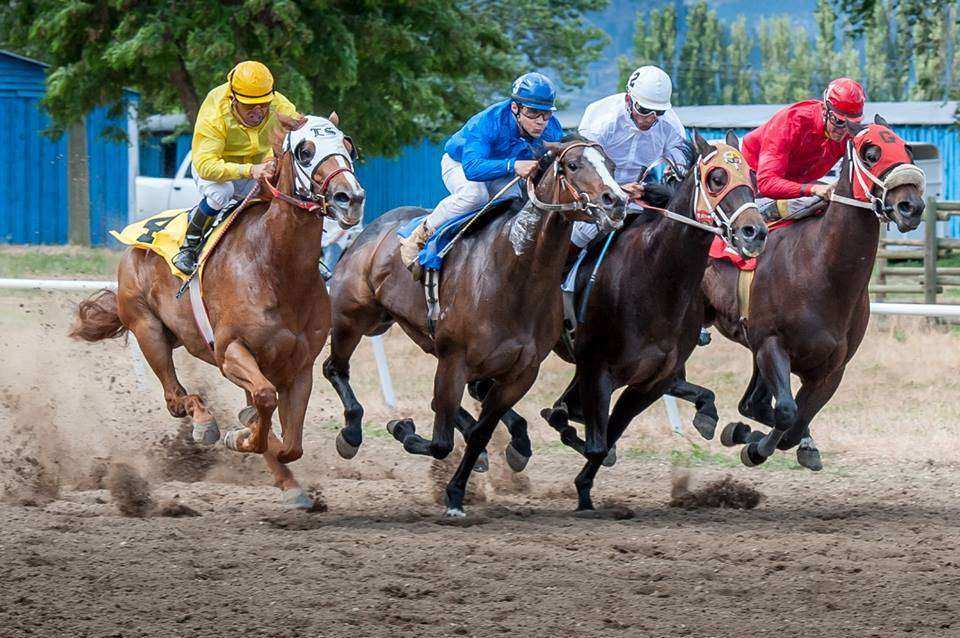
xmin=601 ymin=193 xmax=614 ymax=207
xmin=741 ymin=225 xmax=756 ymax=239
xmin=333 ymin=192 xmax=351 ymax=207
xmin=897 ymin=200 xmax=917 ymax=216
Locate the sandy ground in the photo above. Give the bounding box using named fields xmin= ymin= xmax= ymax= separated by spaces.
xmin=1 ymin=290 xmax=959 ymax=637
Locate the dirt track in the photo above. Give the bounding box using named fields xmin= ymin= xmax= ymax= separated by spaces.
xmin=1 ymin=291 xmax=959 ymax=637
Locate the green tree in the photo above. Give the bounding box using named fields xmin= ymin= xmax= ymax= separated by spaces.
xmin=0 ymin=0 xmax=608 ymax=155
xmin=813 ymin=0 xmax=838 ymax=89
xmin=619 ymin=4 xmax=678 ymax=89
xmin=678 ymin=2 xmax=724 ymax=105
xmin=758 ymin=17 xmax=815 ymax=103
xmin=722 ymin=16 xmax=754 ymax=104
xmin=865 ymin=0 xmax=895 ymax=100
xmin=910 ymin=4 xmax=944 ymax=100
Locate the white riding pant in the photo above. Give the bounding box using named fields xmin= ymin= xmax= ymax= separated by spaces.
xmin=571 ymin=202 xmax=644 ymax=248
xmin=193 ymin=164 xmax=257 ymax=211
xmin=425 ymin=154 xmax=520 ymax=231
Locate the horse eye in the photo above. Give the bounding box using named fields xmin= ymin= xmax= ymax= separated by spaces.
xmin=296 ymin=141 xmax=316 ymax=165
xmin=566 ymin=160 xmax=578 ymax=171
xmin=710 ymin=169 xmax=727 ymax=189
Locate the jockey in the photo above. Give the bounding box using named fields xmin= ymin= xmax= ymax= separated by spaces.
xmin=572 ymin=65 xmax=687 ymax=247
xmin=172 ymin=60 xmax=300 ymax=274
xmin=742 ymin=77 xmax=866 ymax=217
xmin=398 ymin=72 xmax=564 ymax=269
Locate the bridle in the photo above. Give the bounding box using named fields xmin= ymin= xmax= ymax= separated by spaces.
xmin=829 ymin=126 xmax=925 ymax=222
xmin=640 ymin=143 xmax=758 ymax=244
xmin=262 ymin=122 xmax=359 ymax=220
xmin=525 ymin=141 xmax=613 ymax=215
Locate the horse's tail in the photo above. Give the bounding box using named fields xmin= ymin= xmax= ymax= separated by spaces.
xmin=69 ymin=289 xmax=128 ymax=342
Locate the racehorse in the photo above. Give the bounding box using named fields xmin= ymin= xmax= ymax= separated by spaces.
xmin=70 ymin=114 xmax=365 ymax=508
xmin=682 ymin=116 xmax=925 ymax=471
xmin=322 ymin=138 xmax=627 ymax=516
xmin=540 ymin=131 xmax=768 ymax=510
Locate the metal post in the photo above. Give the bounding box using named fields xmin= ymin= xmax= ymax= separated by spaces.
xmin=924 ymin=197 xmax=938 ymax=305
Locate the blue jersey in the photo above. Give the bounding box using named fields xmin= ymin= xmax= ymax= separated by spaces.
xmin=444 ymin=99 xmax=564 ymax=182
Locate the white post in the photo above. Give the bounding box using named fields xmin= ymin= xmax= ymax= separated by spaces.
xmin=662 ymin=395 xmax=684 ymax=435
xmin=370 ymin=335 xmax=396 ymax=409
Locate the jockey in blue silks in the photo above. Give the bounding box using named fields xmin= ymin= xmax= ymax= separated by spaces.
xmin=399 ymin=72 xmax=564 ymax=268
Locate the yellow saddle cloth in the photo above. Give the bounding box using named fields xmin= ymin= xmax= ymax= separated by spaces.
xmin=109 ymin=207 xmax=240 ymax=281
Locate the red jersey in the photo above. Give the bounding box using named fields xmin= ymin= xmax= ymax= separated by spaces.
xmin=742 ymin=99 xmax=846 ymax=199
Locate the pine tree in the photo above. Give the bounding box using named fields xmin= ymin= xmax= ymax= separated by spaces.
xmin=679 ymin=2 xmax=722 ymax=105
xmin=620 ymin=5 xmax=679 ymax=90
xmin=892 ymin=0 xmax=913 ymax=99
xmin=865 ymin=0 xmax=895 ymax=100
xmin=723 ymin=16 xmax=754 ymax=104
xmin=759 ymin=17 xmax=814 ymax=103
xmin=911 ymin=4 xmax=944 ymax=100
xmin=813 ymin=0 xmax=839 ymax=88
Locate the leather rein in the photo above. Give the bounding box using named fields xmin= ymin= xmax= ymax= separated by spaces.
xmin=262 ymin=152 xmax=356 ymax=220
xmin=525 ymin=141 xmax=612 ymax=215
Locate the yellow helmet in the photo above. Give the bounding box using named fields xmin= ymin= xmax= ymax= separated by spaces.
xmin=228 ymin=61 xmax=274 ymax=104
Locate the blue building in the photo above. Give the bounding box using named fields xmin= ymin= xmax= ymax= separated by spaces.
xmin=0 ymin=50 xmax=137 ymax=246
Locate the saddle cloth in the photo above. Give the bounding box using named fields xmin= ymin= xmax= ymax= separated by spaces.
xmin=396 ymin=198 xmax=514 ymax=271
xmin=109 ymin=205 xmax=243 ymax=281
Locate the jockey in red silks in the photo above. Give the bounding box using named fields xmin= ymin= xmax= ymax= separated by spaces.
xmin=742 ymin=78 xmax=866 ymax=217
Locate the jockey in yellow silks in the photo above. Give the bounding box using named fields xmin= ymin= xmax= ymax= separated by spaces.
xmin=172 ymin=61 xmax=300 ymax=274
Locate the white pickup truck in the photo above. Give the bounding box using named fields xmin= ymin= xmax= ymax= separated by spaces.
xmin=135 ymin=152 xmax=199 ymax=220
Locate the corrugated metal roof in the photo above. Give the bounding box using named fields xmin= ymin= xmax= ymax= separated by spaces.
xmin=676 ymin=101 xmax=958 ymax=127
xmin=0 ymin=49 xmax=49 ymax=68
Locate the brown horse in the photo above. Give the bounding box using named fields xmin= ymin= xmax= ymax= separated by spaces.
xmin=70 ymin=114 xmax=365 ymax=508
xmin=323 ymin=138 xmax=627 ymax=516
xmin=683 ymin=116 xmax=925 ymax=470
xmin=540 ymin=131 xmax=768 ymax=510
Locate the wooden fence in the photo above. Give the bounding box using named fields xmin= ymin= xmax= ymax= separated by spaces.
xmin=871 ymin=198 xmax=960 ymax=304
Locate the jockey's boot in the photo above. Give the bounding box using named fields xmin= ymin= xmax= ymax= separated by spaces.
xmin=399 ymin=221 xmax=431 ymax=270
xmin=172 ymin=206 xmax=216 ymax=275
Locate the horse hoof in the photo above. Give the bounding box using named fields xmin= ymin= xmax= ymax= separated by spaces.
xmin=223 ymin=427 xmax=248 ymax=452
xmin=335 ymin=431 xmax=360 ymax=460
xmin=237 ymin=406 xmax=257 ymax=427
xmin=474 ymin=450 xmax=489 ymax=473
xmin=192 ymin=420 xmax=220 ymax=445
xmin=745 ymin=430 xmax=766 ymax=444
xmin=797 ymin=447 xmax=823 ymax=471
xmin=693 ymin=413 xmax=718 ymax=440
xmin=444 ymin=507 xmax=466 ymax=518
xmin=740 ymin=443 xmax=767 ymax=468
xmin=282 ymin=487 xmax=314 ymax=511
xmin=504 ymin=443 xmax=530 ymax=473
xmin=720 ymin=421 xmax=750 ymax=447
xmin=601 ymin=445 xmax=617 ymax=467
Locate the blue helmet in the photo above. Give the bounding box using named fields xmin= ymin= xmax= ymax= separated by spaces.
xmin=511 ymin=72 xmax=557 ymax=111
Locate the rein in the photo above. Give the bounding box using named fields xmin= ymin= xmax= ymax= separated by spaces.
xmin=262 ymin=152 xmax=356 ymax=220
xmin=525 ymin=142 xmax=610 ymax=215
xmin=830 ymin=137 xmax=924 ymax=220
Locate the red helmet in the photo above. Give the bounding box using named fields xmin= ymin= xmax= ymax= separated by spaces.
xmin=823 ymin=78 xmax=866 ymax=119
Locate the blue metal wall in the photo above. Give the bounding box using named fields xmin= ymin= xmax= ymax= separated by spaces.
xmin=0 ymin=53 xmax=68 ymax=244
xmin=354 ymin=139 xmax=446 ymax=223
xmin=86 ymin=102 xmax=132 ymax=246
xmin=138 ymin=132 xmax=191 ymax=178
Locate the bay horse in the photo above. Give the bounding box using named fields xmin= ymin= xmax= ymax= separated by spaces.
xmin=70 ymin=114 xmax=365 ymax=508
xmin=540 ymin=131 xmax=768 ymax=510
xmin=684 ymin=116 xmax=925 ymax=470
xmin=323 ymin=138 xmax=627 ymax=516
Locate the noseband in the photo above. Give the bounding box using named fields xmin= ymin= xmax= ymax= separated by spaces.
xmin=525 ymin=141 xmax=612 ymax=215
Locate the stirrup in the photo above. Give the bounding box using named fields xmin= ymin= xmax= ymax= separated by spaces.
xmin=172 ymin=246 xmax=199 ymax=275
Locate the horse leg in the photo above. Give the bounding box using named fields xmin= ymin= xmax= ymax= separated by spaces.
xmin=720 ymin=364 xmax=775 ymax=448
xmin=322 ymin=319 xmax=369 ymax=460
xmin=127 ymin=314 xmax=218 ymax=444
xmin=388 ymin=355 xmax=464 ymax=459
xmin=453 ymin=407 xmax=488 ymax=473
xmin=541 ymin=375 xmax=585 ymax=453
xmin=666 ymin=375 xmax=719 ymax=440
xmin=740 ymin=337 xmax=796 ymax=467
xmin=220 ymin=340 xmax=276 ymax=455
xmin=776 ymin=368 xmax=845 ymax=471
xmin=574 ymin=384 xmax=660 ymax=511
xmin=262 ymin=429 xmax=312 ymax=510
xmin=572 ymin=367 xmax=614 ymax=510
xmin=445 ymin=371 xmax=538 ymax=516
xmin=273 ymin=367 xmax=312 ymax=464
xmin=467 ymin=380 xmax=531 ymax=472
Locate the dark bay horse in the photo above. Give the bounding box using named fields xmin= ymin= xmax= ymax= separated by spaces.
xmin=540 ymin=131 xmax=768 ymax=510
xmin=323 ymin=139 xmax=627 ymax=516
xmin=70 ymin=114 xmax=365 ymax=508
xmin=688 ymin=116 xmax=925 ymax=470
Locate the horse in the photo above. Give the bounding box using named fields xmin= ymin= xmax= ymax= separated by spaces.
xmin=322 ymin=138 xmax=627 ymax=516
xmin=680 ymin=115 xmax=925 ymax=471
xmin=538 ymin=131 xmax=768 ymax=510
xmin=70 ymin=114 xmax=366 ymax=508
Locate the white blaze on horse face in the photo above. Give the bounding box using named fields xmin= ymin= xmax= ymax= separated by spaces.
xmin=583 ymin=147 xmax=628 ymax=201
xmin=334 ymin=155 xmax=361 ymax=191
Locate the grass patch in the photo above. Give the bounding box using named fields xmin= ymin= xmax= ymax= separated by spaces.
xmin=0 ymin=246 xmax=121 ymax=279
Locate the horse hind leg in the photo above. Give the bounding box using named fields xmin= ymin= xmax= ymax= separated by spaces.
xmin=777 ymin=369 xmax=845 ymax=471
xmin=220 ymin=340 xmax=276 ymax=455
xmin=388 ymin=355 xmax=464 ymax=460
xmin=739 ymin=337 xmax=796 ymax=467
xmin=720 ymin=364 xmax=773 ymax=448
xmin=453 ymin=408 xmax=489 ymax=473
xmin=468 ymin=380 xmax=531 ymax=472
xmin=667 ymin=374 xmax=719 ymax=440
xmin=127 ymin=313 xmax=219 ymax=444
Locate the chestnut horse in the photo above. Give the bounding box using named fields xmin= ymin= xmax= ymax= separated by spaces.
xmin=323 ymin=139 xmax=627 ymax=516
xmin=683 ymin=116 xmax=925 ymax=470
xmin=540 ymin=131 xmax=768 ymax=510
xmin=70 ymin=114 xmax=365 ymax=508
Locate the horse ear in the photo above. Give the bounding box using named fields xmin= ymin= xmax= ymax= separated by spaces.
xmin=693 ymin=130 xmax=712 ymax=156
xmin=846 ymin=119 xmax=866 ymax=136
xmin=277 ymin=112 xmax=306 ymax=132
xmin=874 ymin=113 xmax=889 ymax=127
xmin=725 ymin=129 xmax=739 ymax=151
xmin=329 ymin=111 xmax=340 ymax=126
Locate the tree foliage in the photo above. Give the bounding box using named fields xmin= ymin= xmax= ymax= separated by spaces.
xmin=0 ymin=0 xmax=608 ymax=154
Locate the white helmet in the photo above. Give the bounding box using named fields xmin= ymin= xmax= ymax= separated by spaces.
xmin=626 ymin=65 xmax=672 ymax=111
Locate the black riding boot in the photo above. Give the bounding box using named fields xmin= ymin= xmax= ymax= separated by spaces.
xmin=172 ymin=206 xmax=215 ymax=275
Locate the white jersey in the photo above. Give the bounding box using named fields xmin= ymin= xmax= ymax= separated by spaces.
xmin=578 ymin=93 xmax=687 ymax=184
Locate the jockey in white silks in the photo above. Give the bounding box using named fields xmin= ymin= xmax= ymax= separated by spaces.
xmin=572 ymin=65 xmax=688 ymax=248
